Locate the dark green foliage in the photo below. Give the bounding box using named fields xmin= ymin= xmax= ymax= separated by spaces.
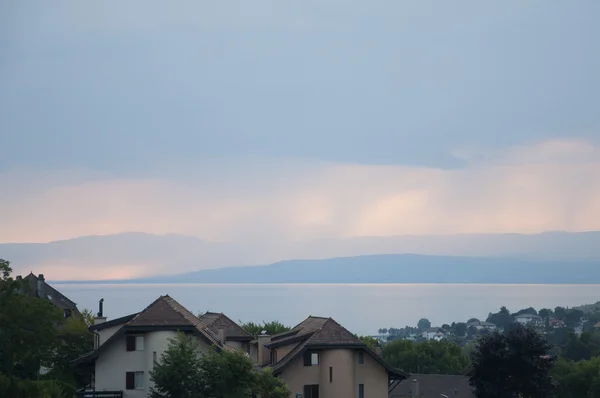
xmin=0 ymin=258 xmax=94 ymax=396
xmin=150 ymin=332 xmax=290 ymax=398
xmin=486 ymin=306 xmax=514 ymax=330
xmin=469 ymin=324 xmax=556 ymax=398
xmin=382 ymin=339 xmax=469 ymax=375
xmin=239 ymin=320 xmax=291 ymax=337
xmin=552 ymin=357 xmax=600 ymax=398
xmin=454 ymin=322 xmax=467 ymax=337
xmin=417 ymin=318 xmax=431 ymax=332
xmin=560 ymin=331 xmax=600 ymax=362
xmin=358 ymin=336 xmax=379 ymax=351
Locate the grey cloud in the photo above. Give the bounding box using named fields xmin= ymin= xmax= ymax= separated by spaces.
xmin=1 ymin=1 xmax=599 ymax=173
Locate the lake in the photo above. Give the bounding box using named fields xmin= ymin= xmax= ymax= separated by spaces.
xmin=55 ymin=283 xmax=600 ymax=335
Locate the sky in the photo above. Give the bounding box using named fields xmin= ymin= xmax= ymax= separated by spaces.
xmin=1 ymin=1 xmax=599 ymax=244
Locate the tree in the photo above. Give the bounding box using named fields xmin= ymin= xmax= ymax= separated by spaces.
xmin=561 ymin=330 xmax=600 ymax=361
xmin=467 ymin=318 xmax=480 ymax=324
xmin=417 ymin=318 xmax=431 ymax=332
xmin=455 ymin=322 xmax=467 ymax=337
xmin=150 ymin=332 xmax=290 ymax=398
xmin=0 ymin=259 xmax=62 ymax=379
xmin=486 ymin=306 xmax=514 ymax=331
xmin=467 ymin=325 xmax=478 ymax=339
xmin=382 ymin=340 xmax=469 ymax=375
xmin=514 ymin=307 xmax=538 ymax=316
xmin=358 ymin=336 xmax=379 ymax=351
xmin=149 ymin=332 xmax=204 ymax=398
xmin=239 ymin=320 xmax=291 ymax=337
xmin=552 ymin=357 xmax=600 ymax=398
xmin=469 ymin=324 xmax=556 ymax=397
xmin=538 ymin=308 xmax=553 ymax=319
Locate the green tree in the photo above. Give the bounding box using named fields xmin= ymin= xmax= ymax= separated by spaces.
xmin=539 ymin=308 xmax=553 ymax=319
xmin=149 ymin=332 xmax=204 ymax=398
xmin=417 ymin=318 xmax=431 ymax=332
xmin=469 ymin=324 xmax=556 ymax=398
xmin=454 ymin=322 xmax=467 ymax=337
xmin=486 ymin=306 xmax=514 ymax=330
xmin=382 ymin=340 xmax=469 ymax=375
xmin=0 ymin=259 xmax=62 ymax=379
xmin=150 ymin=332 xmax=290 ymax=398
xmin=239 ymin=320 xmax=291 ymax=337
xmin=46 ymin=314 xmax=94 ymax=388
xmin=358 ymin=336 xmax=379 ymax=351
xmin=552 ymin=357 xmax=600 ymax=398
xmin=561 ymin=331 xmax=600 ymax=361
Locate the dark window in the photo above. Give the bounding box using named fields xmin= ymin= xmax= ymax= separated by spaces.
xmin=270 ymin=349 xmax=277 ymax=365
xmin=126 ymin=372 xmax=135 ymax=390
xmin=358 ymin=383 xmax=364 ymax=398
xmin=64 ymin=309 xmax=72 ymax=318
xmin=329 ymin=367 xmax=333 ymax=383
xmin=126 ymin=335 xmax=136 ymax=351
xmin=304 ymin=384 xmax=319 ymax=398
xmin=304 ymin=351 xmax=319 ymax=366
xmin=358 ymin=352 xmax=364 ymax=364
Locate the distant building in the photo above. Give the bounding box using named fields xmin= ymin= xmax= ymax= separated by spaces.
xmin=421 ymin=328 xmax=446 ymax=341
xmin=17 ymin=272 xmax=79 ymax=318
xmin=514 ymin=314 xmax=543 ymax=326
xmin=466 ymin=320 xmax=497 ymax=332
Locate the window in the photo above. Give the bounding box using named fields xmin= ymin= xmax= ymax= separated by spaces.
xmin=270 ymin=349 xmax=277 ymax=365
xmin=303 ymin=351 xmax=319 ymax=366
xmin=329 ymin=367 xmax=333 ymax=383
xmin=126 ymin=335 xmax=144 ymax=351
xmin=358 ymin=383 xmax=364 ymax=398
xmin=153 ymin=351 xmax=157 ymax=364
xmin=358 ymin=352 xmax=364 ymax=364
xmin=126 ymin=372 xmax=144 ymax=390
xmin=64 ymin=309 xmax=72 ymax=318
xmin=304 ymin=384 xmax=319 ymax=398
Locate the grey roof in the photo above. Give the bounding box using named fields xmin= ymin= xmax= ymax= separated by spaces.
xmin=390 ymin=374 xmax=474 ymax=398
xmin=198 ymin=311 xmax=253 ymax=340
xmin=21 ymin=273 xmax=79 ymax=311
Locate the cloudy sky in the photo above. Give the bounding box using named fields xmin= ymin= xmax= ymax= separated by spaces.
xmin=1 ymin=1 xmax=599 ymax=244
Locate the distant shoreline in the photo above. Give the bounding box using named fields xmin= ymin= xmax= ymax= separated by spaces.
xmin=50 ymin=280 xmax=600 ymax=285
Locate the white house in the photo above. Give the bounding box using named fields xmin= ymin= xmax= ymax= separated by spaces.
xmin=514 ymin=314 xmax=543 ymax=326
xmin=466 ymin=320 xmax=497 ymax=332
xmin=421 ymin=328 xmax=446 ymax=341
xmin=75 ymin=295 xmax=252 ymax=397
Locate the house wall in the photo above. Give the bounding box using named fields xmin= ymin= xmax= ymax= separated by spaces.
xmin=96 ymin=324 xmax=123 ymax=347
xmin=279 ymin=349 xmax=389 ymax=398
xmin=95 ymin=331 xmax=212 ymax=398
xmin=274 ymin=342 xmax=299 ymax=364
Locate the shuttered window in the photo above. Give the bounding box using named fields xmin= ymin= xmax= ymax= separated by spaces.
xmin=126 ymin=372 xmax=135 ymax=389
xmin=126 ymin=336 xmax=136 ymax=351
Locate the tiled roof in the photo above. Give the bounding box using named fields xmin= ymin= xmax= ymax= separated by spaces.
xmin=390 ymin=374 xmax=474 ymax=398
xmin=268 ymin=316 xmax=408 ymax=380
xmin=99 ymin=295 xmax=224 ymax=350
xmin=198 ymin=312 xmax=253 ymax=340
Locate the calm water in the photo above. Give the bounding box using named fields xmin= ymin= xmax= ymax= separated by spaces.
xmin=55 ymin=283 xmax=600 ymax=335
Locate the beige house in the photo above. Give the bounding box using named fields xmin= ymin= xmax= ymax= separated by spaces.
xmin=253 ymin=316 xmax=408 ymax=398
xmin=76 ymin=296 xmax=406 ymax=398
xmin=76 ymin=295 xmax=249 ymax=398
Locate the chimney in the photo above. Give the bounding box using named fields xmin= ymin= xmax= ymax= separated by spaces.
xmin=94 ymin=298 xmax=107 ymax=325
xmin=37 ymin=274 xmax=45 ymax=298
xmin=375 ymin=341 xmax=382 ymax=356
xmin=412 ymin=379 xmax=420 ymax=397
xmin=257 ymin=334 xmax=272 ymax=366
xmin=16 ymin=275 xmax=22 ymax=281
xmin=217 ymin=327 xmax=226 ymax=345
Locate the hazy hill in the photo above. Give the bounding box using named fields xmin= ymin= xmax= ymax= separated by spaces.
xmin=62 ymin=254 xmax=600 ymax=284
xmin=2 ymin=231 xmax=599 ymax=281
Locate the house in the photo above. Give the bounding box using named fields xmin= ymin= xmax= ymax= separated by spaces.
xmin=255 ymin=315 xmax=409 ymax=398
xmin=548 ymin=317 xmax=566 ymax=329
xmin=466 ymin=320 xmax=496 ymax=332
xmin=421 ymin=328 xmax=446 ymax=341
xmin=389 ymin=374 xmax=474 ymax=398
xmin=198 ymin=311 xmax=254 ymax=352
xmin=17 ymin=273 xmax=79 ymax=318
xmin=514 ymin=314 xmax=543 ymax=326
xmin=75 ymin=295 xmax=235 ymax=397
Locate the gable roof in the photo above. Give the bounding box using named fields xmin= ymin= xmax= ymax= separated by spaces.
xmin=98 ymin=295 xmax=227 ymax=352
xmin=198 ymin=311 xmax=253 ymax=340
xmin=266 ymin=316 xmax=408 ymax=380
xmin=390 ymin=374 xmax=474 ymax=398
xmin=21 ymin=273 xmax=79 ymax=311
